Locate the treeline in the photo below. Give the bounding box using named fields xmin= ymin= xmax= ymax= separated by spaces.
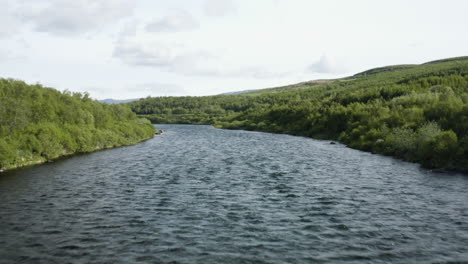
xmin=129 ymin=57 xmax=468 ymax=173
xmin=0 ymin=79 xmax=155 ymax=171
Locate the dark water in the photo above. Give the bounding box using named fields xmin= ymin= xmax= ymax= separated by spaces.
xmin=1 ymin=125 xmax=468 ymax=264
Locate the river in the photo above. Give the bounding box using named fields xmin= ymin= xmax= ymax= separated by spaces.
xmin=1 ymin=124 xmax=467 ymax=263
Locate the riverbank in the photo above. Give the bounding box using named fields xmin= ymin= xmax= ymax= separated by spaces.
xmin=0 ymin=134 xmax=155 ymax=173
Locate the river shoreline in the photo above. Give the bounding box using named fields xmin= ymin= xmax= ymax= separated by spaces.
xmin=231 ymin=127 xmax=468 ymax=175
xmin=0 ymin=135 xmax=155 ymax=173
xmin=173 ymin=122 xmax=468 ymax=174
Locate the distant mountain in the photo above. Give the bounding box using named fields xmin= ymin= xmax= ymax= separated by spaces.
xmin=99 ymin=98 xmax=140 ymax=104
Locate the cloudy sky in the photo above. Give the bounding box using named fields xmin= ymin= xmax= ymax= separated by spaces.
xmin=1 ymin=0 xmax=467 ymax=99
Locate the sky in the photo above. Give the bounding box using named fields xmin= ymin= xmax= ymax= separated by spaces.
xmin=1 ymin=0 xmax=468 ymax=99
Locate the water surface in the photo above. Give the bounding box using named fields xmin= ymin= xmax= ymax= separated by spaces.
xmin=1 ymin=125 xmax=467 ymax=263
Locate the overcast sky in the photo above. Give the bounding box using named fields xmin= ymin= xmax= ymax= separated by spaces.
xmin=1 ymin=0 xmax=467 ymax=99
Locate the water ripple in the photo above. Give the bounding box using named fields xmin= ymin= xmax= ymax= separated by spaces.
xmin=1 ymin=124 xmax=468 ymax=264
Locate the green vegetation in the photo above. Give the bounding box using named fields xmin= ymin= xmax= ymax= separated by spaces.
xmin=0 ymin=79 xmax=156 ymax=171
xmin=353 ymin=65 xmax=417 ymax=77
xmin=129 ymin=57 xmax=468 ymax=173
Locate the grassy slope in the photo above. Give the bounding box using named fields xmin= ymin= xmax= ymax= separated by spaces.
xmin=244 ymin=56 xmax=468 ymax=95
xmin=244 ymin=79 xmax=337 ymax=95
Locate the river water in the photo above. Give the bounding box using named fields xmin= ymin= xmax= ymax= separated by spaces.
xmin=1 ymin=125 xmax=467 ymax=264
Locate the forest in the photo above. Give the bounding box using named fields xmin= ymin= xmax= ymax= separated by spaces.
xmin=0 ymin=79 xmax=156 ymax=171
xmin=129 ymin=57 xmax=468 ymax=173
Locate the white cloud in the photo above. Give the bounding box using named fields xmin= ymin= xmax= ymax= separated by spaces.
xmin=112 ymin=40 xmax=184 ymax=68
xmin=0 ymin=1 xmax=20 ymax=38
xmin=112 ymin=39 xmax=221 ymax=75
xmin=118 ymin=20 xmax=139 ymax=38
xmin=146 ymin=10 xmax=199 ymax=33
xmin=112 ymin=39 xmax=288 ymax=79
xmin=0 ymin=45 xmax=27 ymax=62
xmin=203 ymin=0 xmax=236 ymax=17
xmin=307 ymin=54 xmax=348 ymax=74
xmin=19 ymin=0 xmax=135 ymax=36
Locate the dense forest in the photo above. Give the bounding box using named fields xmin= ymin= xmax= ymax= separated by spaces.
xmin=0 ymin=79 xmax=156 ymax=171
xmin=129 ymin=57 xmax=468 ymax=173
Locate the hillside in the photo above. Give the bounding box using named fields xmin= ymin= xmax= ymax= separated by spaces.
xmin=244 ymin=79 xmax=337 ymax=95
xmin=423 ymin=56 xmax=468 ymax=65
xmin=0 ymin=79 xmax=156 ymax=171
xmin=128 ymin=57 xmax=468 ymax=173
xmin=353 ymin=65 xmax=417 ymax=77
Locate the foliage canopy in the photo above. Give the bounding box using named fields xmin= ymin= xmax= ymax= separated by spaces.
xmin=0 ymin=79 xmax=155 ymax=170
